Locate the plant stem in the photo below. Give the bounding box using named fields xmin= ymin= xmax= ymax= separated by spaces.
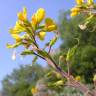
xmin=34 ymin=47 xmax=95 ymax=96
xmin=33 ymin=52 xmax=45 ymax=60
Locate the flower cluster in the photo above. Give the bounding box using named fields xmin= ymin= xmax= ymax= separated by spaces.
xmin=70 ymin=0 xmax=94 ymax=17
xmin=7 ymin=8 xmax=57 ymax=49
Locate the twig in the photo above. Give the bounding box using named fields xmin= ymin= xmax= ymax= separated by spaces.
xmin=48 ymin=46 xmax=52 ymax=54
xmin=33 ymin=52 xmax=45 ymax=60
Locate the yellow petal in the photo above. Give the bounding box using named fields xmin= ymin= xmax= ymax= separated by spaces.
xmin=17 ymin=12 xmax=24 ymax=21
xmin=10 ymin=21 xmax=25 ymax=34
xmin=23 ymin=7 xmax=27 ymax=18
xmin=76 ymin=0 xmax=84 ymax=5
xmin=70 ymin=7 xmax=80 ymax=17
xmin=17 ymin=7 xmax=27 ymax=21
xmin=71 ymin=7 xmax=80 ymax=12
xmin=11 ymin=34 xmax=22 ymax=42
xmin=31 ymin=14 xmax=38 ymax=27
xmin=70 ymin=11 xmax=79 ymax=17
xmin=38 ymin=31 xmax=46 ymax=41
xmin=35 ymin=8 xmax=45 ymax=24
xmin=47 ymin=25 xmax=57 ymax=31
xmin=45 ymin=18 xmax=57 ymax=31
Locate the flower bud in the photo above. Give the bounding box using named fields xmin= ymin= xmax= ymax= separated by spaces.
xmin=38 ymin=32 xmax=46 ymax=41
xmin=70 ymin=7 xmax=80 ymax=17
xmin=35 ymin=8 xmax=45 ymax=24
xmin=75 ymin=76 xmax=81 ymax=81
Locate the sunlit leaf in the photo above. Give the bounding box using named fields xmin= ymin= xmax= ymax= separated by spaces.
xmin=21 ymin=50 xmax=34 ymax=56
xmin=66 ymin=45 xmax=78 ymax=61
xmin=49 ymin=36 xmax=58 ymax=47
xmin=6 ymin=42 xmax=22 ymax=48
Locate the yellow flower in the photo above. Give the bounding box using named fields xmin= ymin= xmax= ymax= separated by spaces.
xmin=31 ymin=87 xmax=38 ymax=94
xmin=38 ymin=31 xmax=46 ymax=41
xmin=17 ymin=7 xmax=27 ymax=21
xmin=35 ymin=8 xmax=45 ymax=24
xmin=45 ymin=18 xmax=57 ymax=31
xmin=76 ymin=0 xmax=84 ymax=5
xmin=93 ymin=74 xmax=96 ymax=81
xmin=31 ymin=14 xmax=37 ymax=27
xmin=75 ymin=76 xmax=81 ymax=81
xmin=71 ymin=12 xmax=79 ymax=17
xmin=87 ymin=0 xmax=94 ymax=5
xmin=70 ymin=7 xmax=80 ymax=17
xmin=31 ymin=8 xmax=45 ymax=26
xmin=10 ymin=21 xmax=25 ymax=34
xmin=11 ymin=34 xmax=22 ymax=42
xmin=71 ymin=7 xmax=81 ymax=12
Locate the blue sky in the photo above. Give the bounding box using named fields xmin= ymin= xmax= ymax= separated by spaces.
xmin=0 ymin=0 xmax=75 ymax=89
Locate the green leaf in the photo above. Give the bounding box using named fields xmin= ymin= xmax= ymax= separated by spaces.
xmin=37 ymin=50 xmax=50 ymax=58
xmin=49 ymin=36 xmax=58 ymax=47
xmin=37 ymin=25 xmax=45 ymax=29
xmin=21 ymin=50 xmax=34 ymax=56
xmin=66 ymin=45 xmax=78 ymax=61
xmin=6 ymin=42 xmax=22 ymax=48
xmin=46 ymin=71 xmax=53 ymax=77
xmin=25 ymin=27 xmax=34 ymax=37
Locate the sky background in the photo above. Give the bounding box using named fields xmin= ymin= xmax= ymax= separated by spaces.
xmin=0 ymin=0 xmax=75 ymax=89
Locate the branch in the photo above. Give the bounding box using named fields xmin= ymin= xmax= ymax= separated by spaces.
xmin=45 ymin=57 xmax=95 ymax=96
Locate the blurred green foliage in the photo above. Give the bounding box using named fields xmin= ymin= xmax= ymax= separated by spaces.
xmin=2 ymin=64 xmax=47 ymax=96
xmin=55 ymin=11 xmax=96 ymax=83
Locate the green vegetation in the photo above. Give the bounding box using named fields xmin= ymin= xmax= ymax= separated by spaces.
xmin=2 ymin=64 xmax=47 ymax=96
